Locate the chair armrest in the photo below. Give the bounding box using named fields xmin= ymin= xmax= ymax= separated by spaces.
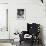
xmin=19 ymin=31 xmax=27 ymax=41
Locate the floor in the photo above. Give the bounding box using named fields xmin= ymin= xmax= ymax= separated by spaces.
xmin=0 ymin=43 xmax=13 ymax=46
xmin=0 ymin=41 xmax=43 ymax=46
xmin=0 ymin=42 xmax=43 ymax=46
xmin=19 ymin=41 xmax=43 ymax=46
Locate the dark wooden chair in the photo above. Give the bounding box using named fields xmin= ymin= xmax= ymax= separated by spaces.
xmin=19 ymin=23 xmax=40 ymax=46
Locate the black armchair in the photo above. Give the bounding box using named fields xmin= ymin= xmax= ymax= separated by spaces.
xmin=19 ymin=23 xmax=40 ymax=45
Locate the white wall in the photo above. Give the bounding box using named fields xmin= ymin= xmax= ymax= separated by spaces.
xmin=0 ymin=0 xmax=13 ymax=46
xmin=0 ymin=0 xmax=8 ymax=3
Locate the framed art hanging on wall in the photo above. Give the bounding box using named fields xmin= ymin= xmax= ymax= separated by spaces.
xmin=17 ymin=9 xmax=25 ymax=20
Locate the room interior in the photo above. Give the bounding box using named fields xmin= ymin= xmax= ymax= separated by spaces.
xmin=0 ymin=0 xmax=46 ymax=46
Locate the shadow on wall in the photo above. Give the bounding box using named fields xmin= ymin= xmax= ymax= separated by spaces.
xmin=40 ymin=25 xmax=45 ymax=46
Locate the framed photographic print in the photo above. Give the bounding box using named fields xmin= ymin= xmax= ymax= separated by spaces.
xmin=17 ymin=9 xmax=25 ymax=20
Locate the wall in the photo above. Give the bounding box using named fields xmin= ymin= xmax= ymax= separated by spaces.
xmin=0 ymin=0 xmax=12 ymax=46
xmin=0 ymin=0 xmax=8 ymax=3
xmin=0 ymin=4 xmax=9 ymax=39
xmin=9 ymin=0 xmax=45 ymax=41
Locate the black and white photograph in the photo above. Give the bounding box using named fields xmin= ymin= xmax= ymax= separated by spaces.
xmin=17 ymin=9 xmax=25 ymax=19
xmin=0 ymin=0 xmax=46 ymax=46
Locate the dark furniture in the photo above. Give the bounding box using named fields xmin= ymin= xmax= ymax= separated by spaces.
xmin=19 ymin=23 xmax=41 ymax=46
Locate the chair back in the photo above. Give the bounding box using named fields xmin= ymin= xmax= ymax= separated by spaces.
xmin=27 ymin=23 xmax=40 ymax=35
